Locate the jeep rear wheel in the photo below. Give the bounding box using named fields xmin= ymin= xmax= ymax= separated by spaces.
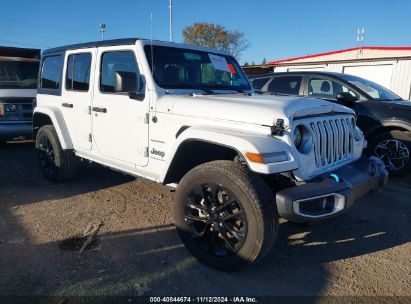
xmin=36 ymin=125 xmax=78 ymax=182
xmin=174 ymin=160 xmax=278 ymax=271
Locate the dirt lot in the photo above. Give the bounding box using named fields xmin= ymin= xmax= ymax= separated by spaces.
xmin=0 ymin=141 xmax=410 ymax=300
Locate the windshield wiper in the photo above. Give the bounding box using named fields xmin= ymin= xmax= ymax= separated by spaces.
xmin=204 ymin=85 xmax=249 ymax=94
xmin=165 ymin=85 xmax=214 ymax=95
xmin=260 ymin=91 xmax=290 ymax=96
xmin=192 ymin=87 xmax=214 ymax=95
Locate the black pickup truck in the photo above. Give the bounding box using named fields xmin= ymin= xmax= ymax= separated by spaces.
xmin=249 ymin=71 xmax=411 ymax=175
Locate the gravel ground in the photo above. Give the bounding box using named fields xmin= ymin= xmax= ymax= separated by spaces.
xmin=0 ymin=141 xmax=410 ymax=301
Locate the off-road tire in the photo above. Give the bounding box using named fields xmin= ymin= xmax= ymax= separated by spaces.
xmin=368 ymin=130 xmax=411 ymax=176
xmin=174 ymin=160 xmax=279 ymax=272
xmin=36 ymin=125 xmax=77 ymax=182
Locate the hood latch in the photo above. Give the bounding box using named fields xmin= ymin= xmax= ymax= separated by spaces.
xmin=271 ymin=119 xmax=286 ymax=136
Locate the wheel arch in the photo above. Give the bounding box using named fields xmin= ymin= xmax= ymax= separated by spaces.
xmin=161 ymin=126 xmax=297 ymax=185
xmin=365 ymin=120 xmax=411 ymax=140
xmin=33 ymin=107 xmax=73 ymax=149
xmin=163 ymin=139 xmax=241 ymax=185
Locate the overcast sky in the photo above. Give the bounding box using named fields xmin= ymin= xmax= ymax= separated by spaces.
xmin=1 ymin=0 xmax=410 ymax=64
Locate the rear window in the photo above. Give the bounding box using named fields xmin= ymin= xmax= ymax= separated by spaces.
xmin=267 ymin=76 xmax=302 ymax=95
xmin=251 ymin=77 xmax=270 ymax=90
xmin=40 ymin=55 xmax=63 ymax=90
xmin=0 ymin=60 xmax=39 ymax=89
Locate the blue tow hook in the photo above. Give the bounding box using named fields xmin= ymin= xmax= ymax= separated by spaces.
xmin=329 ymin=173 xmax=341 ymax=184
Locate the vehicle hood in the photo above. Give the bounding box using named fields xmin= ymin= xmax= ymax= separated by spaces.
xmin=156 ymin=94 xmax=355 ymax=126
xmin=380 ymin=99 xmax=411 ymax=111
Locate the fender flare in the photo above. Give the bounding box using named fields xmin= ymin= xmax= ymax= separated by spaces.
xmin=160 ymin=126 xmax=298 ymax=182
xmin=365 ymin=119 xmax=411 ymax=138
xmin=33 ymin=106 xmax=73 ymax=150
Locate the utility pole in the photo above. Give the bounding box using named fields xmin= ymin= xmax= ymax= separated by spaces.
xmin=169 ymin=0 xmax=173 ymax=42
xmin=356 ymin=28 xmax=365 ymax=54
xmin=100 ymin=23 xmax=106 ymax=41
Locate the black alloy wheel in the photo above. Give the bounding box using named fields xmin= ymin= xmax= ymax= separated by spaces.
xmin=184 ymin=183 xmax=248 ymax=256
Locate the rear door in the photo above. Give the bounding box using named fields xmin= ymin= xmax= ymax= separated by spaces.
xmin=265 ymin=75 xmax=304 ymax=95
xmin=61 ymin=49 xmax=95 ymax=151
xmin=250 ymin=76 xmax=272 ymax=91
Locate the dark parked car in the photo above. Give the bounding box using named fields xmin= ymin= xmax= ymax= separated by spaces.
xmin=249 ymin=71 xmax=411 ymax=175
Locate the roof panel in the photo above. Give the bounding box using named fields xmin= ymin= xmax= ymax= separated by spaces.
xmin=0 ymin=46 xmax=41 ymax=59
xmin=43 ymin=38 xmax=140 ymax=54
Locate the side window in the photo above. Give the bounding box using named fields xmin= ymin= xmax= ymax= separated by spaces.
xmin=100 ymin=51 xmax=139 ymax=93
xmin=251 ymin=77 xmax=271 ymax=90
xmin=40 ymin=55 xmax=63 ymax=90
xmin=267 ymin=76 xmax=302 ymax=95
xmin=308 ymin=76 xmax=357 ymax=99
xmin=66 ymin=53 xmax=92 ymax=91
xmin=308 ymin=78 xmax=334 ymax=97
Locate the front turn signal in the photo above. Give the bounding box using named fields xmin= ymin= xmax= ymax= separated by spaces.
xmin=245 ymin=151 xmax=289 ymax=164
xmin=245 ymin=152 xmax=265 ymax=164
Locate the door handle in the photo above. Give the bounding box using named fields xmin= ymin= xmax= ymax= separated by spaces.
xmin=92 ymin=107 xmax=107 ymax=113
xmin=62 ymin=102 xmax=73 ymax=108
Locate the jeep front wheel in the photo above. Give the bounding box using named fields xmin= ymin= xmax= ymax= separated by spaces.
xmin=174 ymin=160 xmax=278 ymax=271
xmin=36 ymin=125 xmax=77 ymax=182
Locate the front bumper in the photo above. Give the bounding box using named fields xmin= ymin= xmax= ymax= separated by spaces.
xmin=0 ymin=123 xmax=32 ymax=141
xmin=276 ymin=156 xmax=388 ymax=223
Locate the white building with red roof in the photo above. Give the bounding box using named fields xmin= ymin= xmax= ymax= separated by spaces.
xmin=244 ymin=46 xmax=411 ymax=99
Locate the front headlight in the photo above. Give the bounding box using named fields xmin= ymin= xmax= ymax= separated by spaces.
xmin=293 ymin=126 xmax=302 ymax=148
xmin=293 ymin=125 xmax=313 ymax=154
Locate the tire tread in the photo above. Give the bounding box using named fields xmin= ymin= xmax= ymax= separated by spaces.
xmin=36 ymin=125 xmax=77 ymax=182
xmin=175 ymin=160 xmax=279 ymax=270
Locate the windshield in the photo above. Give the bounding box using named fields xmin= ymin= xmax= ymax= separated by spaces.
xmin=340 ymin=74 xmax=401 ymax=101
xmin=0 ymin=60 xmax=39 ymax=89
xmin=144 ymin=45 xmax=251 ymax=92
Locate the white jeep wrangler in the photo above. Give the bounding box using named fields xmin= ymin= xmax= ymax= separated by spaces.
xmin=33 ymin=38 xmax=387 ymax=271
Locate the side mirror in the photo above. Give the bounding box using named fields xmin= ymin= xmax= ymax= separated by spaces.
xmin=336 ymin=92 xmax=357 ymax=106
xmin=129 ymin=75 xmax=145 ymax=101
xmin=114 ymin=71 xmax=145 ymax=101
xmin=115 ymin=71 xmax=137 ymax=93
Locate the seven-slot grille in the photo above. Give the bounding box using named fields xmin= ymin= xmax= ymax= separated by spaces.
xmin=307 ymin=116 xmax=356 ymax=168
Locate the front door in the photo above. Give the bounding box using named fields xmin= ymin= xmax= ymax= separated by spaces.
xmin=61 ymin=49 xmax=95 ymax=151
xmin=92 ymin=47 xmax=149 ymax=167
xmin=306 ymin=75 xmax=360 ymax=112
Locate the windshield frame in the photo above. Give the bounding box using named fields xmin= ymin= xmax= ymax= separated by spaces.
xmin=339 ymin=73 xmax=402 ymax=101
xmin=143 ymin=45 xmax=252 ymax=93
xmin=0 ymin=59 xmax=39 ymax=90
